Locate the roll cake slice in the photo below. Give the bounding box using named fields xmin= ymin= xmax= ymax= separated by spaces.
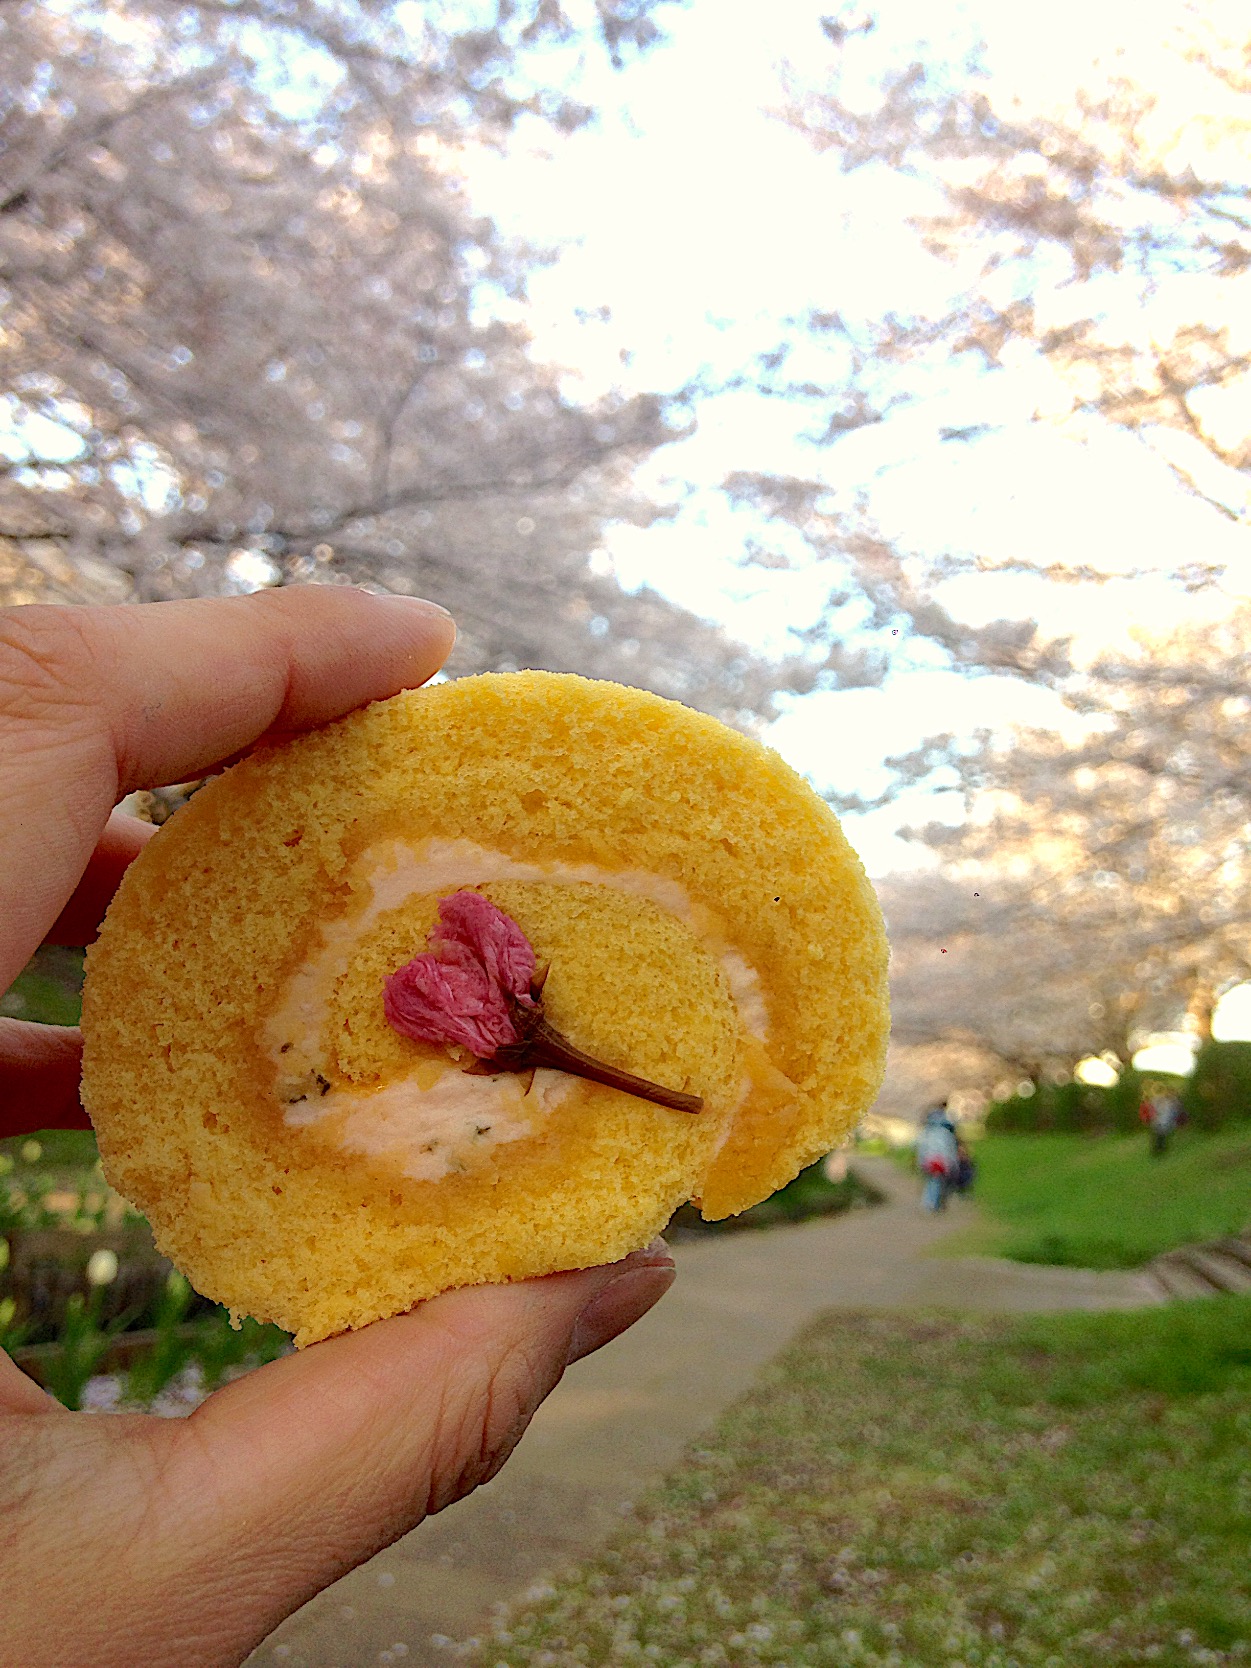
xmin=81 ymin=671 xmax=889 ymax=1345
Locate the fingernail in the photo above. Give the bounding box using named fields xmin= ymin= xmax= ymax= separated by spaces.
xmin=380 ymin=595 xmax=453 ymax=619
xmin=567 ymin=1243 xmax=676 ymax=1366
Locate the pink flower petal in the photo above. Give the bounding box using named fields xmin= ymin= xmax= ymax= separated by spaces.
xmin=434 ymin=891 xmax=536 ymax=1000
xmin=384 ymin=953 xmax=519 ymax=1055
xmin=383 ymin=892 xmax=536 ymax=1056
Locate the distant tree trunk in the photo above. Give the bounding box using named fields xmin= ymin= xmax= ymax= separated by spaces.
xmin=1186 ymin=985 xmax=1216 ymax=1044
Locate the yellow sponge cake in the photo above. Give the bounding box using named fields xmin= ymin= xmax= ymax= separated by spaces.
xmin=81 ymin=671 xmax=889 ymax=1346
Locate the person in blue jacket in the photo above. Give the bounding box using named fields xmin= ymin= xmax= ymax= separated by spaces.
xmin=916 ymin=1103 xmax=959 ymax=1211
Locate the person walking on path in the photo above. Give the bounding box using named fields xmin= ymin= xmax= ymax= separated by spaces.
xmin=1140 ymin=1086 xmax=1184 ymax=1157
xmin=916 ymin=1105 xmax=959 ymax=1211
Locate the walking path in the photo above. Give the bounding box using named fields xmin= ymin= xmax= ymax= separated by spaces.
xmin=249 ymin=1160 xmax=1161 ymax=1667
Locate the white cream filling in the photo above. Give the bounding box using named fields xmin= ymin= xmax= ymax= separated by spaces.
xmin=286 ymin=1067 xmax=571 ymax=1183
xmin=266 ymin=837 xmax=770 ymax=1182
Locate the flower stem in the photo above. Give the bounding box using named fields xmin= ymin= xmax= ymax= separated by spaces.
xmin=472 ymin=1010 xmax=703 ymax=1114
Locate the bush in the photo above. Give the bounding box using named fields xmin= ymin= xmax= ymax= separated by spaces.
xmin=986 ymin=1041 xmax=1251 ymax=1136
xmin=1185 ymin=1039 xmax=1251 ymax=1131
xmin=0 ymin=1128 xmax=102 ymax=1173
xmin=665 ymin=1158 xmax=881 ymax=1239
xmin=985 ymin=1066 xmax=1182 ymax=1136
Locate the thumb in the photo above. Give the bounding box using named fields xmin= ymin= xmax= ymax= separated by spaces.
xmin=163 ymin=1248 xmax=674 ymax=1661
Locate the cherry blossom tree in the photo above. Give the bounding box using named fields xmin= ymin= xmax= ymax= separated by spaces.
xmin=725 ymin=6 xmax=1251 ymax=1115
xmin=794 ymin=1 xmax=1250 ymax=519
xmin=0 ymin=0 xmax=859 ymax=725
xmin=883 ymin=867 xmax=1180 ymax=1091
xmin=876 ymin=604 xmax=1251 ymax=1113
xmin=733 ymin=2 xmax=1250 ymax=684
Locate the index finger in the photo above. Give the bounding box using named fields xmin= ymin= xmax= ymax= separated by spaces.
xmin=0 ymin=587 xmax=455 ymax=985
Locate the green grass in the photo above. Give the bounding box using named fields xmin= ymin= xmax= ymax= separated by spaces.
xmin=1 ymin=945 xmax=85 ymax=1027
xmin=476 ymin=1302 xmax=1251 ymax=1668
xmin=959 ymin=1130 xmax=1251 ymax=1269
xmin=2 ymin=1129 xmax=291 ymax=1401
xmin=36 ymin=1289 xmax=138 ymax=1410
xmin=11 ymin=1302 xmax=293 ymax=1408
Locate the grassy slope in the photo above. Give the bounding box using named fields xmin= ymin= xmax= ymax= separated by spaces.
xmin=960 ymin=1130 xmax=1251 ymax=1269
xmin=478 ymin=1302 xmax=1251 ymax=1668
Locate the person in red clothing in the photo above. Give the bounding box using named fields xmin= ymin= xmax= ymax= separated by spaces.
xmin=1140 ymin=1084 xmax=1184 ymax=1156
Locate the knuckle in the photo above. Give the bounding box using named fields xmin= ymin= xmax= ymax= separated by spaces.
xmin=443 ymin=1339 xmax=546 ymax=1503
xmin=0 ymin=606 xmax=99 ymax=725
xmin=419 ymin=1333 xmax=547 ymax=1517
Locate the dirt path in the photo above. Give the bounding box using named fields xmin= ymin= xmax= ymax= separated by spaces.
xmin=249 ymin=1160 xmax=1161 ymax=1666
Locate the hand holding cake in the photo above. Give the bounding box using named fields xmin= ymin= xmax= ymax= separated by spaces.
xmin=0 ymin=590 xmax=676 ymax=1668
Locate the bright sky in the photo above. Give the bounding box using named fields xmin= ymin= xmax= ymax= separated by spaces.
xmin=460 ymin=0 xmax=1251 ymax=878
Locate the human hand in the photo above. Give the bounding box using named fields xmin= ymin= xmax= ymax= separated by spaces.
xmin=0 ymin=590 xmax=676 ymax=1668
